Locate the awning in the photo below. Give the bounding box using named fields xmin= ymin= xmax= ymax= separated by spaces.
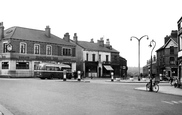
xmin=104 ymin=65 xmax=113 ymax=71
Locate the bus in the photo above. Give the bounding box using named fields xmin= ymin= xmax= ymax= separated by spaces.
xmin=35 ymin=63 xmax=72 ymax=79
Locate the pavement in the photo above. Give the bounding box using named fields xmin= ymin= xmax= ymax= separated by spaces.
xmin=106 ymin=77 xmax=182 ymax=97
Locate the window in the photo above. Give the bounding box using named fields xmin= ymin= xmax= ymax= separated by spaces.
xmin=180 ymin=35 xmax=182 ymax=50
xmin=169 ymin=57 xmax=175 ymax=64
xmin=46 ymin=45 xmax=52 ymax=55
xmin=92 ymin=54 xmax=95 ymax=62
xmin=99 ymin=54 xmax=101 ymax=62
xmin=3 ymin=43 xmax=8 ymax=53
xmin=63 ymin=48 xmax=71 ymax=56
xmin=34 ymin=44 xmax=40 ymax=54
xmin=170 ymin=46 xmax=174 ymax=54
xmin=20 ymin=42 xmax=27 ymax=54
xmin=106 ymin=55 xmax=109 ymax=62
xmin=34 ymin=62 xmax=40 ymax=70
xmin=86 ymin=53 xmax=88 ymax=61
xmin=2 ymin=62 xmax=9 ymax=69
xmin=16 ymin=62 xmax=29 ymax=69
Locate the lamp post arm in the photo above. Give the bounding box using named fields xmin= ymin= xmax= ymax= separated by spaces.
xmin=130 ymin=36 xmax=139 ymax=41
xmin=139 ymin=35 xmax=149 ymax=41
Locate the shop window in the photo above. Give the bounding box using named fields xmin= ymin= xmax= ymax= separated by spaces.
xmin=46 ymin=45 xmax=52 ymax=55
xmin=34 ymin=44 xmax=40 ymax=54
xmin=2 ymin=62 xmax=9 ymax=69
xmin=169 ymin=57 xmax=175 ymax=64
xmin=16 ymin=62 xmax=29 ymax=69
xmin=34 ymin=62 xmax=40 ymax=70
xmin=20 ymin=42 xmax=27 ymax=54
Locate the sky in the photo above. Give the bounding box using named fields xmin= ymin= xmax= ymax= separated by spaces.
xmin=1 ymin=0 xmax=182 ymax=67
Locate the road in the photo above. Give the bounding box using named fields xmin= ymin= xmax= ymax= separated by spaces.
xmin=0 ymin=78 xmax=181 ymax=115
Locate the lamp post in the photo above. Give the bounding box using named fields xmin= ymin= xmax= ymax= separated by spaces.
xmin=130 ymin=35 xmax=149 ymax=81
xmin=149 ymin=39 xmax=156 ymax=91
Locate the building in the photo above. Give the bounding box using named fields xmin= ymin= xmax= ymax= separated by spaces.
xmin=143 ymin=56 xmax=157 ymax=77
xmin=0 ymin=22 xmax=76 ymax=77
xmin=71 ymin=35 xmax=127 ymax=78
xmin=156 ymin=30 xmax=178 ymax=78
xmin=177 ymin=17 xmax=182 ymax=82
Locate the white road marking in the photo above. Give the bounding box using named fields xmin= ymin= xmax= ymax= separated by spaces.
xmin=171 ymin=101 xmax=179 ymax=104
xmin=162 ymin=101 xmax=174 ymax=105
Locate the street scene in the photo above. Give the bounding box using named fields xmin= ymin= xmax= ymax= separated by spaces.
xmin=1 ymin=0 xmax=182 ymax=115
xmin=0 ymin=78 xmax=181 ymax=115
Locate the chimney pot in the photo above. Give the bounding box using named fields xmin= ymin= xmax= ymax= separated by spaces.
xmin=90 ymin=38 xmax=94 ymax=43
xmin=73 ymin=33 xmax=78 ymax=43
xmin=45 ymin=25 xmax=51 ymax=38
xmin=0 ymin=22 xmax=4 ymax=40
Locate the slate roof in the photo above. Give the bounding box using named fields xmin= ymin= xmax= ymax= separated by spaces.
xmin=77 ymin=41 xmax=119 ymax=53
xmin=156 ymin=38 xmax=177 ymax=52
xmin=3 ymin=26 xmax=75 ymax=46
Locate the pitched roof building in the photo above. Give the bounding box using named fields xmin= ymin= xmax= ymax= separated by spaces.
xmin=0 ymin=22 xmax=76 ymax=77
xmin=71 ymin=35 xmax=127 ymax=78
xmin=156 ymin=30 xmax=178 ymax=78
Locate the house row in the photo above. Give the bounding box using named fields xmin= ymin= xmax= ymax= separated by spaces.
xmin=143 ymin=30 xmax=178 ymax=78
xmin=0 ymin=22 xmax=127 ymax=78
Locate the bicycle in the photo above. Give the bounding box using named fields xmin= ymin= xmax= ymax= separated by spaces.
xmin=146 ymin=80 xmax=159 ymax=92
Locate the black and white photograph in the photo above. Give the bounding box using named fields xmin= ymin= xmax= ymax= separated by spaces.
xmin=0 ymin=0 xmax=182 ymax=115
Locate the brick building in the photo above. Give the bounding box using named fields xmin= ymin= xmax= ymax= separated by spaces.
xmin=0 ymin=22 xmax=76 ymax=77
xmin=177 ymin=17 xmax=182 ymax=82
xmin=156 ymin=30 xmax=178 ymax=78
xmin=71 ymin=36 xmax=127 ymax=78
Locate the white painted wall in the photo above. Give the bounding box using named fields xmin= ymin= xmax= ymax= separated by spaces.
xmin=83 ymin=50 xmax=111 ymax=62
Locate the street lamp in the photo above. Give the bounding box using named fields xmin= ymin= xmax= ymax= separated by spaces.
xmin=130 ymin=35 xmax=149 ymax=81
xmin=149 ymin=39 xmax=156 ymax=91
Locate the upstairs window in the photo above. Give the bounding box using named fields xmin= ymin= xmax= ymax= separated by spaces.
xmin=86 ymin=53 xmax=88 ymax=61
xmin=20 ymin=42 xmax=27 ymax=54
xmin=170 ymin=46 xmax=174 ymax=55
xmin=34 ymin=44 xmax=40 ymax=54
xmin=106 ymin=55 xmax=109 ymax=62
xmin=92 ymin=54 xmax=95 ymax=62
xmin=3 ymin=43 xmax=8 ymax=53
xmin=99 ymin=54 xmax=101 ymax=62
xmin=46 ymin=45 xmax=52 ymax=55
xmin=63 ymin=48 xmax=71 ymax=56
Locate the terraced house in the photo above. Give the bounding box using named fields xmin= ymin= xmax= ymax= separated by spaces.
xmin=71 ymin=35 xmax=127 ymax=78
xmin=0 ymin=22 xmax=76 ymax=77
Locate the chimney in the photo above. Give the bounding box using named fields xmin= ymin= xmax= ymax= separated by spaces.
xmin=99 ymin=37 xmax=104 ymax=47
xmin=45 ymin=25 xmax=51 ymax=38
xmin=73 ymin=33 xmax=78 ymax=43
xmin=164 ymin=35 xmax=170 ymax=44
xmin=106 ymin=38 xmax=112 ymax=49
xmin=0 ymin=22 xmax=4 ymax=40
xmin=63 ymin=33 xmax=70 ymax=42
xmin=90 ymin=38 xmax=94 ymax=43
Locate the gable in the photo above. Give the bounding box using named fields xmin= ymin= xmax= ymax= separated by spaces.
xmin=165 ymin=40 xmax=177 ymax=48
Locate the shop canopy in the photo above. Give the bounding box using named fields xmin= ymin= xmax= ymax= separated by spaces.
xmin=104 ymin=65 xmax=113 ymax=71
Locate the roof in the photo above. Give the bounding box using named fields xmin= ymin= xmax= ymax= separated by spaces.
xmin=3 ymin=26 xmax=75 ymax=46
xmin=77 ymin=41 xmax=119 ymax=53
xmin=156 ymin=37 xmax=178 ymax=52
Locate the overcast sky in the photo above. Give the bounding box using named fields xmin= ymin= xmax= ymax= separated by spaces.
xmin=1 ymin=0 xmax=182 ymax=67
